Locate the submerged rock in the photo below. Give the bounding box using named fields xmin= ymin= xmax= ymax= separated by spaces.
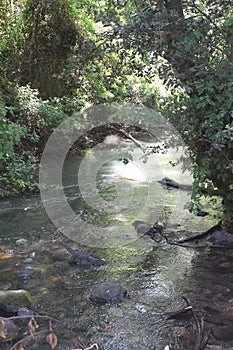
xmin=90 ymin=281 xmax=129 ymax=304
xmin=209 ymin=231 xmax=233 ymax=247
xmin=0 ymin=318 xmax=19 ymax=342
xmin=132 ymin=220 xmax=165 ymax=241
xmin=132 ymin=220 xmax=153 ymax=235
xmin=15 ymin=266 xmax=41 ymax=278
xmin=212 ymin=325 xmax=233 ymax=341
xmin=59 ymin=241 xmax=105 ymax=266
xmin=0 ymin=290 xmax=32 ymax=316
xmin=133 ymin=220 xmax=165 ymax=234
xmin=17 ymin=307 xmax=35 ymax=317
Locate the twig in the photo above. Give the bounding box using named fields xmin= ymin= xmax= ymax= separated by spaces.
xmin=6 ymin=315 xmax=63 ymax=324
xmin=111 ymin=125 xmax=148 ymax=153
xmin=190 ymin=0 xmax=231 ymax=46
xmin=4 ymin=315 xmax=86 ymax=350
xmin=200 ymin=330 xmax=211 ymax=350
xmin=10 ymin=330 xmax=49 ymax=350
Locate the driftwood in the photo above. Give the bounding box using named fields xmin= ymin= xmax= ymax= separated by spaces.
xmin=158 ymin=177 xmax=193 ymax=191
xmin=176 ymin=221 xmax=222 ymax=244
xmin=158 ymin=177 xmax=210 ymax=195
xmin=158 ymin=221 xmax=222 ymax=248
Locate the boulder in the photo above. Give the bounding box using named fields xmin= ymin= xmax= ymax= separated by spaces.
xmin=90 ymin=281 xmax=129 ymax=304
xmin=132 ymin=220 xmax=165 ymax=235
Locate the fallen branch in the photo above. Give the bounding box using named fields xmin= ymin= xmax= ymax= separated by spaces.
xmin=157 ymin=221 xmax=222 ymax=248
xmin=6 ymin=314 xmax=62 ymax=324
xmin=177 ymin=221 xmax=222 ymax=244
xmin=158 ymin=231 xmax=206 ymax=248
xmin=158 ymin=177 xmax=193 ymax=191
xmin=158 ymin=177 xmax=215 ymax=195
xmin=111 ymin=125 xmax=148 ymax=153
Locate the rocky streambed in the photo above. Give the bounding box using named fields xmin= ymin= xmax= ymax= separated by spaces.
xmin=1 ymin=147 xmax=233 ymax=349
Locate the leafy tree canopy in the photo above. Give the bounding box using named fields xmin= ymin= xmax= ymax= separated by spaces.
xmin=0 ymin=0 xmax=233 ymax=224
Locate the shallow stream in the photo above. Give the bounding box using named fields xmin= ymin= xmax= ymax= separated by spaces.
xmin=0 ymin=143 xmax=233 ymax=349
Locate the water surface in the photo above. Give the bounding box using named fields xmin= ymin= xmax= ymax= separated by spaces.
xmin=0 ymin=144 xmax=230 ymax=350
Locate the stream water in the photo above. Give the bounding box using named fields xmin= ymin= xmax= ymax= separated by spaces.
xmin=0 ymin=143 xmax=233 ymax=350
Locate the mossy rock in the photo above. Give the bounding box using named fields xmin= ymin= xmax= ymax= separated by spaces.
xmin=0 ymin=290 xmax=32 ymax=316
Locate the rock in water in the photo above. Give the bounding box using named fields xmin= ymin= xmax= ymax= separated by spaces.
xmin=132 ymin=220 xmax=153 ymax=235
xmin=90 ymin=281 xmax=129 ymax=304
xmin=0 ymin=290 xmax=32 ymax=316
xmin=209 ymin=230 xmax=233 ymax=247
xmin=132 ymin=220 xmax=165 ymax=238
xmin=59 ymin=241 xmax=105 ymax=266
xmin=0 ymin=318 xmax=19 ymax=342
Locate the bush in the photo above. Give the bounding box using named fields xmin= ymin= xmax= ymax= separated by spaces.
xmin=0 ymin=84 xmax=84 ymax=196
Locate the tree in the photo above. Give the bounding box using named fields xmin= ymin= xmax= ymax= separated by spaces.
xmin=160 ymin=0 xmax=233 ymax=223
xmin=2 ymin=0 xmax=84 ymax=98
xmin=106 ymin=0 xmax=233 ymax=223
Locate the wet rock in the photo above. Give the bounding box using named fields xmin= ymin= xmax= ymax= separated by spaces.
xmin=15 ymin=266 xmax=41 ymax=278
xmin=17 ymin=307 xmax=35 ymax=317
xmin=212 ymin=325 xmax=233 ymax=341
xmin=0 ymin=290 xmax=32 ymax=316
xmin=209 ymin=231 xmax=233 ymax=247
xmin=207 ymin=309 xmax=233 ymax=326
xmin=59 ymin=241 xmax=105 ymax=267
xmin=16 ymin=307 xmax=37 ymax=327
xmin=90 ymin=281 xmax=129 ymax=304
xmin=15 ymin=238 xmax=28 ymax=246
xmin=132 ymin=220 xmax=165 ymax=241
xmin=0 ymin=318 xmax=19 ymax=341
xmin=132 ymin=221 xmax=153 ymax=235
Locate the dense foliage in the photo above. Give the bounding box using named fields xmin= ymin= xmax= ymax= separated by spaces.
xmin=0 ymin=0 xmax=233 ymax=222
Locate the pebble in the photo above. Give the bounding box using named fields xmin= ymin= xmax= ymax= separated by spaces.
xmin=15 ymin=238 xmax=28 ymax=246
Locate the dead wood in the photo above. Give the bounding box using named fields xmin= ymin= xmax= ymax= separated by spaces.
xmin=158 ymin=221 xmax=222 ymax=248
